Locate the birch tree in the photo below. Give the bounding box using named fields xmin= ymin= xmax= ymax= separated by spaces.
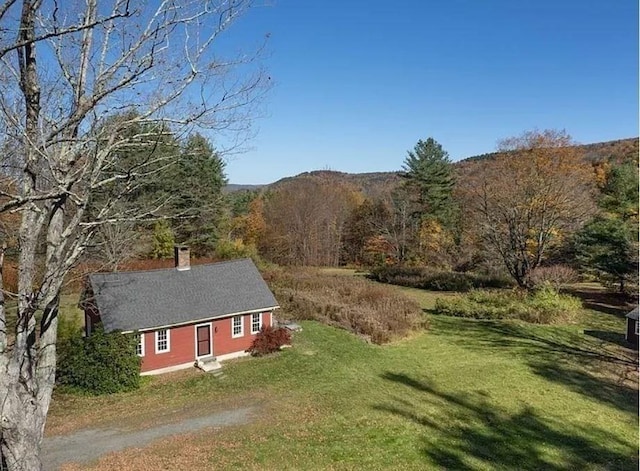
xmin=0 ymin=1 xmax=268 ymax=469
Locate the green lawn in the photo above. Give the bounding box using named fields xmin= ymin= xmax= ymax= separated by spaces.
xmin=50 ymin=285 xmax=638 ymax=471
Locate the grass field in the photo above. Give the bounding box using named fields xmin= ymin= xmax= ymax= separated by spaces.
xmin=49 ymin=282 xmax=638 ymax=471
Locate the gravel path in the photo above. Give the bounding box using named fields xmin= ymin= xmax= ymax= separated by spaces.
xmin=42 ymin=406 xmax=256 ymax=470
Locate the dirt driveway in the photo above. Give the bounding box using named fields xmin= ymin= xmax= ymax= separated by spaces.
xmin=42 ymin=406 xmax=256 ymax=470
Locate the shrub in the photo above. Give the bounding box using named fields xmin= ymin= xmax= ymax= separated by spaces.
xmin=56 ymin=325 xmax=141 ymax=395
xmin=215 ymin=238 xmax=260 ymax=262
xmin=530 ymin=265 xmax=578 ymax=291
xmin=433 ymin=287 xmax=581 ymax=324
xmin=264 ymin=267 xmax=424 ymax=344
xmin=369 ymin=266 xmax=513 ymax=292
xmin=246 ymin=325 xmax=291 ymax=356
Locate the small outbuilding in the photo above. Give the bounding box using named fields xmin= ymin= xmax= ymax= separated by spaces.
xmin=81 ymin=246 xmax=279 ymax=375
xmin=625 ymin=306 xmax=638 ymax=346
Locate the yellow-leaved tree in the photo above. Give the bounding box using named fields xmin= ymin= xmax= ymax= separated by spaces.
xmin=461 ymin=129 xmax=596 ymax=288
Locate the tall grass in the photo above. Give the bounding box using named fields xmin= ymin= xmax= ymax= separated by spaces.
xmin=264 ymin=267 xmax=424 ymax=344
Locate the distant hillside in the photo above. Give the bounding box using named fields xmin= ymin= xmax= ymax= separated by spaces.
xmin=226 ymin=137 xmax=638 ymax=195
xmin=461 ymin=137 xmax=639 ymax=165
xmin=269 ymin=170 xmax=402 ymax=198
xmin=223 ymin=183 xmax=266 ymax=193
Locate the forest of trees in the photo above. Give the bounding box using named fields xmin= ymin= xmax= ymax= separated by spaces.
xmin=26 ymin=128 xmax=630 ymax=297
xmin=3 ymin=130 xmax=634 ymax=293
xmin=2 ymin=129 xmax=628 ymax=294
xmin=226 ymin=132 xmax=638 ymax=293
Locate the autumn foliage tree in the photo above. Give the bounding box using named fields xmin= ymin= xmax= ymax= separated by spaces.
xmin=461 ymin=130 xmax=596 ymax=288
xmin=260 ymin=175 xmax=361 ymax=266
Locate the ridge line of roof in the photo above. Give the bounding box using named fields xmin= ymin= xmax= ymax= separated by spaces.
xmin=88 ymin=257 xmax=254 ymax=278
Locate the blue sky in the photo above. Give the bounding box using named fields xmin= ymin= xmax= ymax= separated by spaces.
xmin=222 ymin=0 xmax=638 ymax=184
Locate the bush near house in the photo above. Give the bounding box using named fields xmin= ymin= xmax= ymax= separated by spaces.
xmin=370 ymin=265 xmax=513 ymax=292
xmin=246 ymin=325 xmax=292 ymax=356
xmin=56 ymin=325 xmax=141 ymax=395
xmin=433 ymin=286 xmax=582 ymax=324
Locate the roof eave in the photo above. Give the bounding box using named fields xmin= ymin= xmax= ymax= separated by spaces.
xmin=116 ymin=305 xmax=281 ymax=334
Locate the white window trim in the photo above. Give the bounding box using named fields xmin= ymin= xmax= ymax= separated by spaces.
xmin=136 ymin=333 xmax=145 ymax=357
xmin=231 ymin=315 xmax=244 ymax=338
xmin=251 ymin=312 xmax=262 ymax=334
xmin=635 ymin=321 xmax=639 ymax=335
xmin=155 ymin=329 xmax=171 ymax=354
xmin=194 ymin=322 xmax=213 ymax=359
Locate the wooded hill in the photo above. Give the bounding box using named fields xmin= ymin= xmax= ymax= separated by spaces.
xmin=227 ymin=137 xmax=638 ymax=195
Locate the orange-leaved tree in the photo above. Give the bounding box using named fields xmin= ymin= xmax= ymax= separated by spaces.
xmin=461 ymin=129 xmax=596 ymax=288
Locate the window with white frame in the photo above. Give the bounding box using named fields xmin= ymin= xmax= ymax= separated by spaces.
xmin=135 ymin=333 xmax=145 ymax=357
xmin=635 ymin=321 xmax=639 ymax=335
xmin=251 ymin=313 xmax=262 ymax=334
xmin=155 ymin=329 xmax=170 ymax=353
xmin=232 ymin=315 xmax=244 ymax=338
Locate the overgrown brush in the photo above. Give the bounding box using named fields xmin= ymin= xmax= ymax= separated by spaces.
xmin=433 ymin=286 xmax=582 ymax=324
xmin=264 ymin=267 xmax=424 ymax=344
xmin=369 ymin=266 xmax=513 ymax=292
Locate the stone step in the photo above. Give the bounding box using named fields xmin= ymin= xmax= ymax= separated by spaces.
xmin=196 ymin=358 xmax=222 ymax=373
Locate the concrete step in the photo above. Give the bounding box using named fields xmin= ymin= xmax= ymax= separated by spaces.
xmin=196 ymin=358 xmax=222 ymax=373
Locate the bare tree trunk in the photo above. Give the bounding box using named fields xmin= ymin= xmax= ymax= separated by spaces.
xmin=0 ymin=0 xmax=49 ymax=466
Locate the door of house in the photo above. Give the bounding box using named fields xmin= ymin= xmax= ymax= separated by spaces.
xmin=196 ymin=324 xmax=211 ymax=357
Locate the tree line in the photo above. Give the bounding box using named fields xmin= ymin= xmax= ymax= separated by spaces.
xmin=55 ymin=127 xmax=635 ymax=295
xmin=5 ymin=126 xmax=630 ymax=295
xmin=238 ymin=130 xmax=637 ymax=293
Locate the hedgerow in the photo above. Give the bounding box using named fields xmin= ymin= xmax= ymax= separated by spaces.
xmin=369 ymin=266 xmax=513 ymax=292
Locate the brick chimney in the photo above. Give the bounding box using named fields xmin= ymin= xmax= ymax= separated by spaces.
xmin=174 ymin=245 xmax=190 ymax=271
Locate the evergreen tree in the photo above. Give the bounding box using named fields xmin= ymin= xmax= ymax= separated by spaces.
xmin=169 ymin=133 xmax=227 ymax=256
xmin=87 ymin=113 xmax=180 ymax=262
xmin=402 ymin=137 xmax=456 ymax=228
xmin=574 ymin=217 xmax=637 ymax=292
xmin=574 ymin=161 xmax=639 ymax=292
xmin=600 ymin=162 xmax=639 ymax=221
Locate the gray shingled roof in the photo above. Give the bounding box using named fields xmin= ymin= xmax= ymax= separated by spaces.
xmin=88 ymin=258 xmax=279 ymax=332
xmin=626 ymin=306 xmax=639 ymax=321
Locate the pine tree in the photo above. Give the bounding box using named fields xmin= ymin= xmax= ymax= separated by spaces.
xmin=574 ymin=161 xmax=639 ymax=292
xmin=402 ymin=137 xmax=456 ymax=228
xmin=169 ymin=133 xmax=227 ymax=256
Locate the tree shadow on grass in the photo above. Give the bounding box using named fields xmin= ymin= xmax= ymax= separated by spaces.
xmin=563 ymin=285 xmax=636 ymax=318
xmin=375 ymin=372 xmax=637 ymax=471
xmin=431 ymin=318 xmax=638 ymax=414
xmin=583 ymin=330 xmax=630 ymax=348
xmin=529 ymin=361 xmax=638 ymax=415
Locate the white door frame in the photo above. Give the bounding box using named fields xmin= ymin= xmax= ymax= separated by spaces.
xmin=194 ymin=322 xmax=213 ymax=359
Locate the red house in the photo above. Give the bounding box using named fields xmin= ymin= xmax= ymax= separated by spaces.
xmin=82 ymin=247 xmax=279 ymax=375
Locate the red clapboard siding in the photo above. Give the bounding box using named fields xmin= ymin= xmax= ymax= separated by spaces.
xmin=213 ymin=312 xmax=271 ymax=357
xmin=139 ymin=311 xmax=272 ymax=373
